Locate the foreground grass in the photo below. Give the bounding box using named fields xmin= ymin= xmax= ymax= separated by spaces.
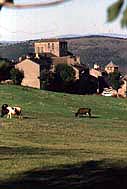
xmin=0 ymin=85 xmax=127 ymax=186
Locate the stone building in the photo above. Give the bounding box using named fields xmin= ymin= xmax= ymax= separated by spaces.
xmin=34 ymin=39 xmax=68 ymax=57
xmin=15 ymin=58 xmax=40 ymax=89
xmin=90 ymin=68 xmax=102 ymax=78
xmin=118 ymin=75 xmax=127 ymax=97
xmin=105 ymin=61 xmax=119 ymax=74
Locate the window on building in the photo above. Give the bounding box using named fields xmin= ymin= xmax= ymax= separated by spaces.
xmin=52 ymin=43 xmax=54 ymax=50
xmin=48 ymin=43 xmax=50 ymax=49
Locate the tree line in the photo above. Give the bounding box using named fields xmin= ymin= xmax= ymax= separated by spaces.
xmin=0 ymin=59 xmax=24 ymax=84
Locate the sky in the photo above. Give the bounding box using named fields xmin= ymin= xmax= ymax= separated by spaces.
xmin=0 ymin=0 xmax=127 ymax=41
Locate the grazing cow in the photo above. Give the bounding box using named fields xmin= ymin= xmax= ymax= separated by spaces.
xmin=75 ymin=108 xmax=91 ymax=117
xmin=1 ymin=104 xmax=22 ymax=119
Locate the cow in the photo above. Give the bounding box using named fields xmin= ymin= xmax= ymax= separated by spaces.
xmin=1 ymin=104 xmax=22 ymax=119
xmin=75 ymin=108 xmax=91 ymax=117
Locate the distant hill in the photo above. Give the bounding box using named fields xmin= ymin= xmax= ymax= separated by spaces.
xmin=0 ymin=35 xmax=127 ymax=73
xmin=67 ymin=36 xmax=127 ymax=73
xmin=0 ymin=40 xmax=34 ymax=61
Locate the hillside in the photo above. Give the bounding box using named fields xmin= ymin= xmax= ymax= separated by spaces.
xmin=0 ymin=85 xmax=127 ymax=188
xmin=0 ymin=41 xmax=34 ymax=61
xmin=0 ymin=36 xmax=127 ymax=72
xmin=67 ymin=36 xmax=127 ymax=73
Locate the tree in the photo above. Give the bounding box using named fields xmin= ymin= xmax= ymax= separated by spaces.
xmin=53 ymin=63 xmax=76 ymax=92
xmin=0 ymin=60 xmax=11 ymax=81
xmin=55 ymin=63 xmax=75 ymax=83
xmin=40 ymin=69 xmax=55 ymax=90
xmin=10 ymin=68 xmax=24 ymax=85
xmin=108 ymin=0 xmax=127 ymax=27
xmin=78 ymin=73 xmax=98 ymax=94
xmin=108 ymin=71 xmax=121 ymax=90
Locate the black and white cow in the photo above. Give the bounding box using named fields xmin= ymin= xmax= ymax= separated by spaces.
xmin=1 ymin=104 xmax=22 ymax=119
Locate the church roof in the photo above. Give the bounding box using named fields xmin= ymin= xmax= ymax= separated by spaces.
xmin=106 ymin=61 xmax=118 ymax=68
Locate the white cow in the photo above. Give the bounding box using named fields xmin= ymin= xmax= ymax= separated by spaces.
xmin=6 ymin=106 xmax=22 ymax=119
xmin=1 ymin=104 xmax=22 ymax=119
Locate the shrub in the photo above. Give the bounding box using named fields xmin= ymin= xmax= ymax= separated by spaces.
xmin=10 ymin=68 xmax=24 ymax=85
xmin=0 ymin=61 xmax=10 ymax=81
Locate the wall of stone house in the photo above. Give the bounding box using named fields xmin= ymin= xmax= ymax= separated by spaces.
xmin=118 ymin=88 xmax=126 ymax=97
xmin=122 ymin=80 xmax=127 ymax=92
xmin=72 ymin=67 xmax=79 ymax=80
xmin=52 ymin=56 xmax=68 ymax=65
xmin=105 ymin=66 xmax=119 ymax=74
xmin=34 ymin=40 xmax=68 ymax=57
xmin=52 ymin=56 xmax=80 ymax=66
xmin=15 ymin=59 xmax=40 ymax=89
xmin=66 ymin=56 xmax=80 ymax=65
xmin=89 ymin=69 xmax=102 ymax=78
xmin=118 ymin=80 xmax=127 ymax=97
xmin=105 ymin=67 xmax=114 ymax=74
xmin=35 ymin=41 xmax=60 ymax=57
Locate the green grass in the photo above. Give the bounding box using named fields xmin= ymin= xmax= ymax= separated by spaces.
xmin=0 ymin=84 xmax=127 ymax=185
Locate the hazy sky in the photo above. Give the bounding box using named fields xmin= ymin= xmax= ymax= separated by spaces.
xmin=0 ymin=0 xmax=127 ymax=41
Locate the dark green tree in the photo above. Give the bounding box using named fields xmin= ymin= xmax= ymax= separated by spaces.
xmin=40 ymin=69 xmax=55 ymax=89
xmin=55 ymin=63 xmax=75 ymax=83
xmin=54 ymin=63 xmax=76 ymax=92
xmin=10 ymin=68 xmax=24 ymax=85
xmin=108 ymin=71 xmax=121 ymax=90
xmin=0 ymin=60 xmax=10 ymax=81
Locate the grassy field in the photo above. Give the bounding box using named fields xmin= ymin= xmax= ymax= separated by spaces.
xmin=0 ymin=85 xmax=127 ymax=188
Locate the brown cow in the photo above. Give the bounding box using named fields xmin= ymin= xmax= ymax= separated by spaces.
xmin=75 ymin=108 xmax=91 ymax=117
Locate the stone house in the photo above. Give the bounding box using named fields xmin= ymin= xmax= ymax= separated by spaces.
xmin=105 ymin=61 xmax=119 ymax=74
xmin=34 ymin=39 xmax=68 ymax=57
xmin=15 ymin=58 xmax=40 ymax=89
xmin=89 ymin=64 xmax=102 ymax=78
xmin=118 ymin=75 xmax=127 ymax=97
xmin=89 ymin=68 xmax=102 ymax=78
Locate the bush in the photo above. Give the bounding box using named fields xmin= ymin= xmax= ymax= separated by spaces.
xmin=108 ymin=71 xmax=121 ymax=90
xmin=10 ymin=68 xmax=24 ymax=85
xmin=55 ymin=63 xmax=75 ymax=83
xmin=0 ymin=61 xmax=10 ymax=81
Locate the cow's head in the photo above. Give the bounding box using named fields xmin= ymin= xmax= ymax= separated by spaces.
xmin=1 ymin=104 xmax=9 ymax=117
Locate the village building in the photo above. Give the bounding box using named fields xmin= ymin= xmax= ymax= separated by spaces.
xmin=118 ymin=75 xmax=127 ymax=98
xmin=34 ymin=39 xmax=68 ymax=57
xmin=15 ymin=58 xmax=40 ymax=89
xmin=89 ymin=64 xmax=102 ymax=78
xmin=105 ymin=61 xmax=119 ymax=74
xmin=15 ymin=39 xmax=82 ymax=89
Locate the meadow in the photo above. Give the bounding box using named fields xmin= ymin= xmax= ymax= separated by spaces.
xmin=0 ymin=84 xmax=127 ymax=188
